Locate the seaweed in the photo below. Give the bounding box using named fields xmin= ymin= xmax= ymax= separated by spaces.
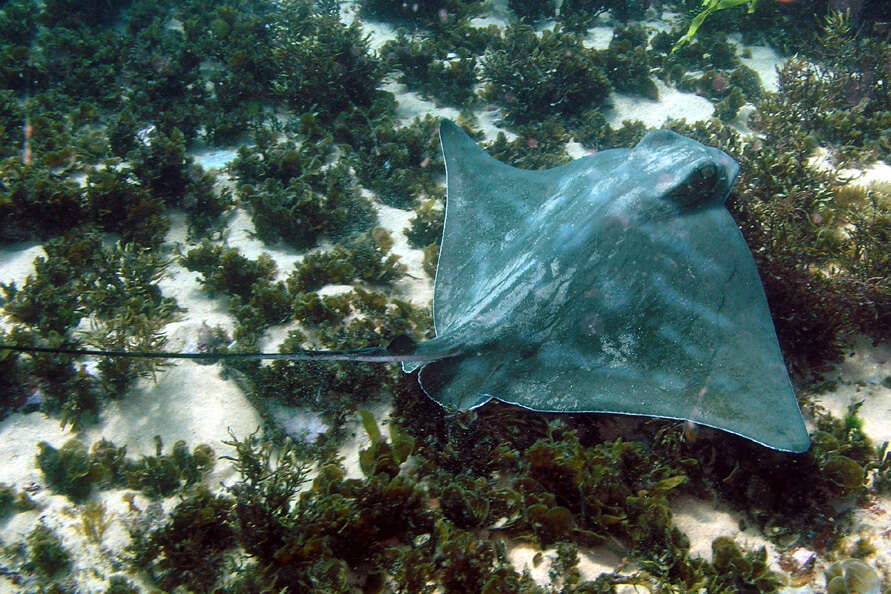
xmin=84 ymin=164 xmax=169 ymax=248
xmin=670 ymin=0 xmax=829 ymax=56
xmin=647 ymin=404 xmax=874 ymax=553
xmin=602 ymin=25 xmax=659 ymax=100
xmin=380 ymin=30 xmax=479 ymax=107
xmin=672 ymin=0 xmax=760 ymax=53
xmin=345 ymin=227 xmax=407 ymax=285
xmin=232 ymin=123 xmax=376 ymax=248
xmin=220 ymin=419 xmax=433 ymax=590
xmin=40 ymin=0 xmax=128 ymax=29
xmin=126 ymin=438 xmax=217 ymax=499
xmin=230 ymin=119 xmax=334 ymax=187
xmin=484 ymin=119 xmax=572 ymax=169
xmin=707 ymin=536 xmax=785 ymax=592
xmin=871 ymin=441 xmax=891 ymax=494
xmin=559 ymin=0 xmax=649 ymax=32
xmin=181 ymin=2 xmax=279 ymax=144
xmin=128 ymin=486 xmax=235 ymax=592
xmin=287 ymin=227 xmax=406 ymax=293
xmin=359 ymin=0 xmax=485 ymax=28
xmin=240 ymin=289 xmax=425 ymax=422
xmin=345 ymin=113 xmax=443 ymax=209
xmin=605 ymin=0 xmax=648 ymax=22
xmin=37 ymin=439 xmax=94 ymax=502
xmin=714 ymin=86 xmax=746 ymax=121
xmin=181 ymin=240 xmax=278 ymax=301
xmin=0 ymin=160 xmax=86 ymax=241
xmin=558 ymin=0 xmax=610 ymax=34
xmin=35 ymin=25 xmax=125 ymax=108
xmin=0 ymin=482 xmax=37 ymax=518
xmin=115 ymin=410 xmax=824 ymax=592
xmin=1 ymin=230 xmax=178 ymax=420
xmin=806 ymin=11 xmax=891 ymax=163
xmin=25 ymin=523 xmax=71 ymax=580
xmin=229 ymin=277 xmax=293 ymax=344
xmin=508 ymin=0 xmax=556 ymax=23
xmin=288 ymin=249 xmax=358 ymax=294
xmin=37 ymin=437 xmax=216 ymax=502
xmin=0 ymin=0 xmax=39 ymax=48
xmin=128 ymin=127 xmax=227 ymax=235
xmin=79 ymin=243 xmax=178 ymax=396
xmin=405 ymin=199 xmax=444 ymax=249
xmin=482 ymin=24 xmax=611 ymax=124
xmin=81 ymin=500 xmax=112 ymax=544
xmin=125 ymin=17 xmax=206 ymax=141
xmin=393 ymin=389 xmax=797 ymax=590
xmin=238 ymin=161 xmax=375 ymax=249
xmin=104 ymin=575 xmax=140 ymax=594
xmin=272 ymin=2 xmax=384 ymax=122
xmin=825 ymin=558 xmax=882 ymax=594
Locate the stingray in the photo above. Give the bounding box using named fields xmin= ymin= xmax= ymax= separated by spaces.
xmin=0 ymin=120 xmax=809 ymax=452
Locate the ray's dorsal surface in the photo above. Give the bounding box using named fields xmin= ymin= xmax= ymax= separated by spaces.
xmin=407 ymin=120 xmax=809 ymax=453
xmin=0 ymin=120 xmax=809 ymax=453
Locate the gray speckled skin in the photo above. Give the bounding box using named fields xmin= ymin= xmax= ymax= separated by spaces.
xmin=406 ymin=119 xmax=809 ymax=453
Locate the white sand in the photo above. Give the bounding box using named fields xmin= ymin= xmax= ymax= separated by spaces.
xmin=606 ymin=79 xmax=715 ymax=129
xmin=819 ymin=336 xmax=891 ymax=445
xmin=0 ymin=242 xmax=44 ymax=297
xmin=191 ymin=147 xmax=239 ymax=171
xmin=374 ymin=200 xmax=435 ymax=307
xmin=729 ymin=33 xmax=786 ymax=93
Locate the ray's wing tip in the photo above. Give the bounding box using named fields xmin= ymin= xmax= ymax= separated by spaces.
xmin=439 ymin=118 xmax=468 ymax=149
xmin=775 ymin=427 xmax=811 ymax=454
xmin=751 ymin=417 xmax=810 ymax=453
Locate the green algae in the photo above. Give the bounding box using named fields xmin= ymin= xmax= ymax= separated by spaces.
xmin=0 ymin=231 xmax=178 ymax=425
xmin=25 ymin=523 xmax=71 ymax=580
xmin=36 ymin=437 xmax=215 ymax=502
xmin=0 ymin=482 xmax=37 ymax=518
xmin=482 ymin=25 xmax=611 ymax=125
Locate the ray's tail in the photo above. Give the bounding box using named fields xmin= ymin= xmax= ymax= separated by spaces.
xmin=0 ymin=334 xmax=443 ymax=364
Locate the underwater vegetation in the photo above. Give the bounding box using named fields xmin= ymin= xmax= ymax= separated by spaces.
xmin=181 ymin=230 xmax=408 ymax=347
xmin=360 ymin=0 xmax=485 ymax=29
xmin=233 ymin=130 xmax=377 ymax=248
xmin=502 ymin=0 xmax=650 ymax=28
xmin=106 ymin=414 xmax=823 ymax=592
xmin=273 ymin=3 xmax=385 ymax=123
xmin=236 ymin=287 xmax=427 ymax=427
xmin=380 ymin=30 xmax=482 ymax=108
xmin=484 ymin=119 xmax=573 ymax=169
xmin=37 ymin=436 xmax=215 ymax=502
xmin=0 ymin=483 xmax=37 ymax=518
xmin=395 ymin=377 xmax=881 ymax=554
xmin=25 ymin=523 xmax=71 ymax=580
xmin=0 ymin=231 xmax=178 ymax=426
xmin=481 ymin=25 xmax=612 ymax=125
xmin=673 ymin=0 xmax=762 ymax=52
xmin=343 ymin=113 xmax=444 ymax=209
xmin=824 ymin=558 xmax=883 ymax=594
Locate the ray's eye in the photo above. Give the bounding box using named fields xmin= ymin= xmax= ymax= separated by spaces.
xmin=664 ymin=162 xmax=719 ymax=207
xmin=698 ymin=163 xmax=716 ymax=180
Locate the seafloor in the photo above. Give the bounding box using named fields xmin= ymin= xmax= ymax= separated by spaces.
xmin=0 ymin=0 xmax=889 ymax=592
